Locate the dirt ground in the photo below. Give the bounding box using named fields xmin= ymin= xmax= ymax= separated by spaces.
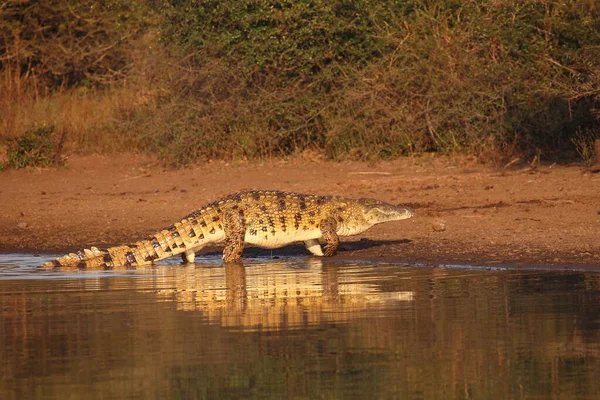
xmin=1 ymin=154 xmax=598 ymax=268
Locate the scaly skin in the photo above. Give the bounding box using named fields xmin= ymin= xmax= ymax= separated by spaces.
xmin=42 ymin=190 xmax=415 ymax=268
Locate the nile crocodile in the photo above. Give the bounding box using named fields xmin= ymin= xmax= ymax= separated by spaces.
xmin=42 ymin=190 xmax=414 ymax=268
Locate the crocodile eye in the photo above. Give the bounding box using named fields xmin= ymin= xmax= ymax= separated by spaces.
xmin=359 ymin=198 xmax=379 ymax=206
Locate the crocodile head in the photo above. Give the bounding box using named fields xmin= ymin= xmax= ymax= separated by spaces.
xmin=335 ymin=197 xmax=415 ymax=236
xmin=360 ymin=199 xmax=415 ymax=225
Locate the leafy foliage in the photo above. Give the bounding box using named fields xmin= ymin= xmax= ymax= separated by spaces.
xmin=161 ymin=0 xmax=385 ymax=84
xmin=7 ymin=126 xmax=62 ymax=169
xmin=1 ymin=0 xmax=599 ymax=166
xmin=154 ymin=0 xmax=600 ymax=164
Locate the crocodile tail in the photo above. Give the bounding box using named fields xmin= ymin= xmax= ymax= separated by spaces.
xmin=41 ymin=213 xmax=215 ymax=269
xmin=42 ymin=239 xmax=167 ymax=269
xmin=41 ymin=246 xmax=117 ymax=269
xmin=41 ymin=224 xmax=200 ymax=269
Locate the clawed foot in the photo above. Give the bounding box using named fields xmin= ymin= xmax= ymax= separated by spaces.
xmin=323 ymin=244 xmax=338 ymax=257
xmin=222 ymin=246 xmax=244 ymax=263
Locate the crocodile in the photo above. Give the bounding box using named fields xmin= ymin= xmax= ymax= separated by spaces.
xmin=42 ymin=190 xmax=414 ymax=269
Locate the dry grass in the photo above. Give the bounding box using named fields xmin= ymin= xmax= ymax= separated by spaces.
xmin=0 ymin=69 xmax=158 ymax=155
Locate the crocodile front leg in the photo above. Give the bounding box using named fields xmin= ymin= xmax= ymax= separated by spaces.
xmin=320 ymin=217 xmax=339 ymax=256
xmin=222 ymin=210 xmax=246 ymax=263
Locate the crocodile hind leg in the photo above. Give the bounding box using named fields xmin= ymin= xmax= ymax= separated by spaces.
xmin=304 ymin=239 xmax=324 ymax=256
xmin=222 ymin=210 xmax=246 ymax=263
xmin=320 ymin=217 xmax=339 ymax=256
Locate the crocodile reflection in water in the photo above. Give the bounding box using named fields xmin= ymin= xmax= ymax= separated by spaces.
xmin=153 ymin=259 xmax=414 ymax=331
xmin=48 ymin=258 xmax=414 ymax=331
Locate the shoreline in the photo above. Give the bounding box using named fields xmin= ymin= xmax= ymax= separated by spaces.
xmin=1 ymin=154 xmax=598 ymax=268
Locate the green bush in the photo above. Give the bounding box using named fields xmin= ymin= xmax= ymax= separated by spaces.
xmin=1 ymin=0 xmax=598 ymax=165
xmin=153 ymin=0 xmax=600 ymax=163
xmin=161 ymin=0 xmax=386 ymax=83
xmin=7 ymin=126 xmax=63 ymax=169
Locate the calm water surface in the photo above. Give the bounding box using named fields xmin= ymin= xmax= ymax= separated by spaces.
xmin=1 ymin=253 xmax=600 ymax=399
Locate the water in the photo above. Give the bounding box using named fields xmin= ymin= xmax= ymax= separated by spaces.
xmin=2 ymin=253 xmax=600 ymax=399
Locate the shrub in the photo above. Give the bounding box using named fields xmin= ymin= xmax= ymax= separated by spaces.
xmin=161 ymin=0 xmax=386 ymax=84
xmin=6 ymin=126 xmax=63 ymax=169
xmin=155 ymin=0 xmax=600 ymax=163
xmin=1 ymin=0 xmax=599 ymax=165
xmin=0 ymin=0 xmax=153 ymax=90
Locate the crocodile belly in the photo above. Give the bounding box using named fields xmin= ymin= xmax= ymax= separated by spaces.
xmin=244 ymin=228 xmax=321 ymax=249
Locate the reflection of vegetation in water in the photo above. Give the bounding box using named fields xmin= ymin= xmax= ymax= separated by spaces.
xmin=2 ymin=263 xmax=600 ymax=399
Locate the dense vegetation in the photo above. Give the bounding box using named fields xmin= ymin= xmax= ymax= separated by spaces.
xmin=1 ymin=0 xmax=599 ymax=167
